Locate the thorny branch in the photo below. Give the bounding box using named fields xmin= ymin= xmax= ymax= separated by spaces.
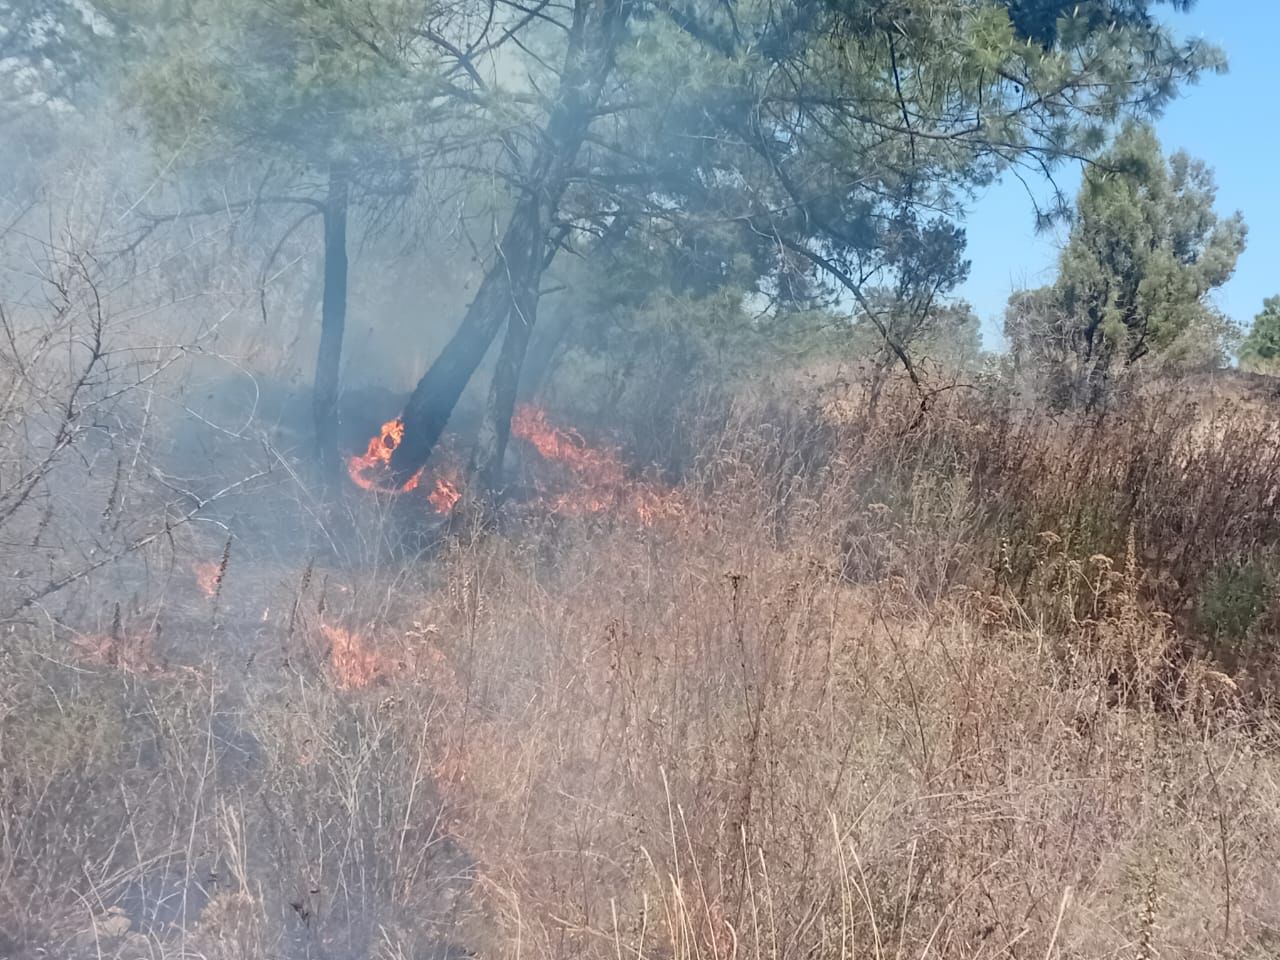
xmin=6 ymin=464 xmax=273 ymax=618
xmin=0 ymin=254 xmax=107 ymax=529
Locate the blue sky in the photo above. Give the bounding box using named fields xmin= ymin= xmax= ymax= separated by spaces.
xmin=959 ymin=2 xmax=1280 ymax=349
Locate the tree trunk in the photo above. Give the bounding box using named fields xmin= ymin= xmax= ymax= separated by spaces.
xmin=1083 ymin=340 xmax=1115 ymax=411
xmin=518 ymin=305 xmax=574 ymax=400
xmin=313 ymin=162 xmax=349 ymax=473
xmin=388 ymin=192 xmax=544 ymax=484
xmin=517 ymin=216 xmax=632 ymax=401
xmin=389 ymin=0 xmax=633 ymax=488
xmin=472 ymin=288 xmax=539 ymax=495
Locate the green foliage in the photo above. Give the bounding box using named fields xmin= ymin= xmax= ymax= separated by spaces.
xmin=917 ymin=302 xmax=985 ymax=373
xmin=588 ymin=2 xmax=1223 ymax=389
xmin=1004 ymin=286 xmax=1067 ymax=378
xmin=552 ymin=250 xmax=808 ymax=399
xmin=100 ymin=0 xmax=1235 ymax=456
xmin=1240 ymin=296 xmax=1280 ymax=375
xmin=1006 ymin=124 xmax=1245 ymax=404
xmin=122 ymin=0 xmax=437 ymax=182
xmin=1063 ymin=125 xmax=1244 ymax=360
xmin=1197 ymin=559 xmax=1272 ymax=643
xmin=850 ymin=293 xmax=983 ymax=372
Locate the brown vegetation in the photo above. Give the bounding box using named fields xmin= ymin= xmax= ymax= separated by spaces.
xmin=4 ymin=334 xmax=1280 ymax=959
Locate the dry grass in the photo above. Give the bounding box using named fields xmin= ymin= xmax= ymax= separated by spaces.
xmin=1 ymin=203 xmax=1280 ymax=958
xmin=4 ymin=348 xmax=1280 ymax=960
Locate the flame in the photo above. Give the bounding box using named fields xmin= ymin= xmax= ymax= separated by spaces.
xmin=321 ymin=623 xmax=390 ymax=691
xmin=71 ymin=631 xmax=160 ymax=674
xmin=347 ymin=405 xmax=681 ymax=523
xmin=348 ymin=417 xmax=421 ymax=493
xmin=427 ymin=475 xmax=463 ymax=512
xmin=194 ymin=561 xmax=221 ymax=598
xmin=511 ymin=404 xmax=683 ymax=523
xmin=511 ymin=405 xmax=629 ymax=488
xmin=347 ymin=416 xmax=463 ymax=513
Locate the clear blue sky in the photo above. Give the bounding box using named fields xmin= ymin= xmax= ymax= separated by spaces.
xmin=959 ymin=2 xmax=1280 ymax=349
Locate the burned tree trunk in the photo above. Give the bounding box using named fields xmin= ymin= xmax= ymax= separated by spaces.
xmin=388 ymin=193 xmax=545 ymax=484
xmin=474 ymin=216 xmax=635 ymax=490
xmin=518 ymin=306 xmax=574 ymax=401
xmin=389 ymin=0 xmax=632 ymax=488
xmin=313 ymin=162 xmax=349 ymax=472
xmin=472 ymin=286 xmax=539 ymax=494
xmin=517 ymin=215 xmax=633 ymax=402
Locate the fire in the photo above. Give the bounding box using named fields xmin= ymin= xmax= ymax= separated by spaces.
xmin=347 ymin=405 xmax=682 ymax=523
xmin=71 ymin=630 xmax=160 ymax=674
xmin=321 ymin=623 xmax=390 ymax=690
xmin=427 ymin=475 xmax=463 ymax=512
xmin=511 ymin=403 xmax=684 ymax=522
xmin=348 ymin=417 xmax=421 ymax=493
xmin=347 ymin=416 xmax=463 ymax=513
xmin=511 ymin=405 xmax=629 ymax=489
xmin=194 ymin=561 xmax=221 ymax=598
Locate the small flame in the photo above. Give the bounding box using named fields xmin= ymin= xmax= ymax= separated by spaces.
xmin=348 ymin=417 xmax=421 ymax=493
xmin=511 ymin=404 xmax=683 ymax=523
xmin=511 ymin=406 xmax=629 ymax=489
xmin=347 ymin=405 xmax=681 ymax=523
xmin=194 ymin=561 xmax=221 ymax=598
xmin=322 ymin=623 xmax=389 ymax=691
xmin=428 ymin=476 xmax=463 ymax=512
xmin=347 ymin=416 xmax=462 ymax=513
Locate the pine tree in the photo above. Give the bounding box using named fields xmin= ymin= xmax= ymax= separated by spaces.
xmin=392 ymin=0 xmax=1228 ymax=487
xmin=122 ymin=0 xmax=437 ymax=467
xmin=1241 ymin=297 xmax=1280 ymax=376
xmin=1014 ymin=123 xmax=1245 ymax=405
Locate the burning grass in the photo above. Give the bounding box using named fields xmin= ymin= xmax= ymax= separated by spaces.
xmin=320 ymin=622 xmax=394 ymax=690
xmin=510 ymin=404 xmax=685 ymax=521
xmin=69 ymin=627 xmax=163 ymax=674
xmin=194 ymin=560 xmax=222 ymax=598
xmin=347 ymin=403 xmax=683 ymax=523
xmin=6 ymin=380 xmax=1280 ymax=958
xmin=348 ymin=414 xmax=464 ymax=510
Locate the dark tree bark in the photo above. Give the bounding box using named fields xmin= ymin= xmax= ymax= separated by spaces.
xmin=471 ymin=286 xmax=539 ymax=494
xmin=389 ymin=0 xmax=632 ymax=488
xmin=388 ymin=191 xmax=545 ymax=484
xmin=314 ymin=161 xmax=349 ymax=472
xmin=516 ymin=213 xmax=634 ymax=403
xmin=518 ymin=305 xmax=574 ymax=401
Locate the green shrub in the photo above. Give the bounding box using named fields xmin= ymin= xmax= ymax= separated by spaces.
xmin=1197 ymin=558 xmax=1273 ymax=643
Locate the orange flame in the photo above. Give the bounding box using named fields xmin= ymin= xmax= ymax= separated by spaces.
xmin=347 ymin=416 xmax=462 ymax=513
xmin=348 ymin=417 xmax=421 ymax=493
xmin=427 ymin=475 xmax=463 ymax=512
xmin=347 ymin=405 xmax=681 ymax=523
xmin=511 ymin=405 xmax=629 ymax=488
xmin=71 ymin=631 xmax=160 ymax=674
xmin=511 ymin=404 xmax=683 ymax=523
xmin=194 ymin=561 xmax=221 ymax=598
xmin=321 ymin=623 xmax=390 ymax=691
